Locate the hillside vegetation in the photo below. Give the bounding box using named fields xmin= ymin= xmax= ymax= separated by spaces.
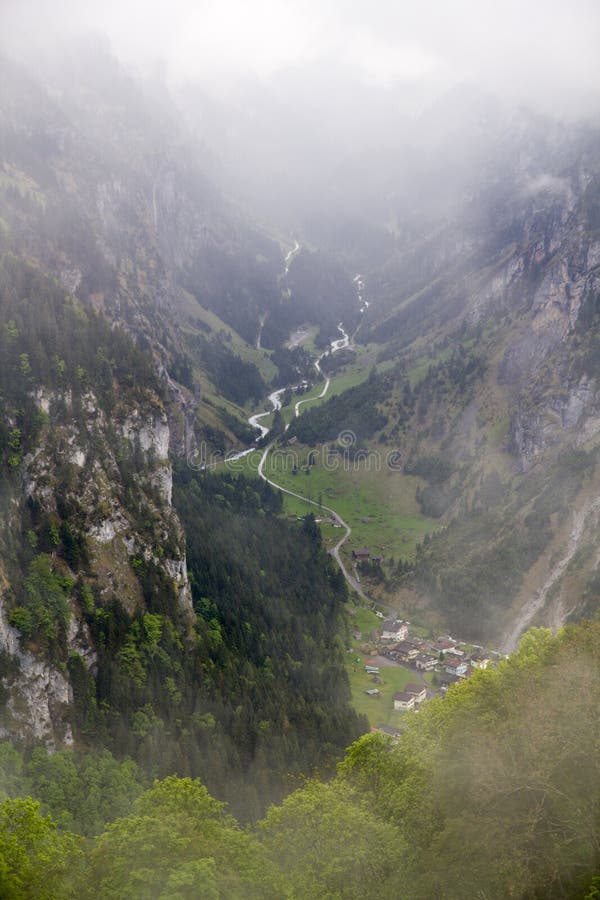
xmin=0 ymin=620 xmax=599 ymax=898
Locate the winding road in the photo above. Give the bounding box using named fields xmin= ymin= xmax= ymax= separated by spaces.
xmin=257 ymin=439 xmax=370 ymax=601
xmin=223 ymin=255 xmax=375 ymax=603
xmin=238 ymin=321 xmax=370 ymax=601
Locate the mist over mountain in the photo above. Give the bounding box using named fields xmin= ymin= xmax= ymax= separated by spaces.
xmin=1 ymin=2 xmax=600 ymax=897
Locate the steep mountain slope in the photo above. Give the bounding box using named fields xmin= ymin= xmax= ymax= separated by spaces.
xmin=2 ymin=28 xmax=600 ymax=815
xmin=0 ymin=44 xmax=366 ymax=818
xmin=279 ymin=114 xmax=600 ymax=642
xmin=0 ymin=45 xmax=285 ymax=451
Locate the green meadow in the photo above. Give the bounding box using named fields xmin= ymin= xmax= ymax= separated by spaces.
xmin=261 ymin=447 xmax=438 ymax=566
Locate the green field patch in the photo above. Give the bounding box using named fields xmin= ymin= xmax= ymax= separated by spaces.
xmin=178 ymin=289 xmax=278 ymax=382
xmin=349 ymin=606 xmax=380 ymax=638
xmin=262 ymin=447 xmax=438 ymax=563
xmin=346 ymin=656 xmax=419 ymax=727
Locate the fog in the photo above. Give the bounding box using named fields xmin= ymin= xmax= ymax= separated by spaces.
xmin=3 ymin=0 xmax=600 ymax=114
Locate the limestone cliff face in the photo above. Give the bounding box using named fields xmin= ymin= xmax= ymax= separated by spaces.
xmin=510 ymin=373 xmax=600 ymax=469
xmin=468 ymin=162 xmax=600 ymax=469
xmin=0 ymin=383 xmax=193 ymax=746
xmin=0 ymin=571 xmax=73 ymax=747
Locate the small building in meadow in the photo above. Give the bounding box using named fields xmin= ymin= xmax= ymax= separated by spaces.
xmin=405 ymin=683 xmax=427 ymax=704
xmin=393 ymin=691 xmax=415 ymax=711
xmin=352 ymin=548 xmax=371 ymax=561
xmin=394 ymin=640 xmax=419 ymax=662
xmin=415 ymin=653 xmax=436 ymax=671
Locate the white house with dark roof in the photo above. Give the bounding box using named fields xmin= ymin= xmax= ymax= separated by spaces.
xmin=404 ymin=683 xmax=427 ymax=704
xmin=393 ymin=691 xmax=415 ymax=711
xmin=415 ymin=653 xmax=436 ymax=671
xmin=445 ymin=657 xmax=468 ymax=677
xmin=381 ymin=620 xmax=408 ymax=641
xmin=470 ymin=651 xmax=491 ymax=669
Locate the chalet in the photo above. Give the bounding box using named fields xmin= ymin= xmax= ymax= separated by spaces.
xmin=405 ymin=683 xmax=427 ymax=704
xmin=394 ymin=640 xmax=419 ymax=662
xmin=415 ymin=653 xmax=436 ymax=671
xmin=470 ymin=652 xmax=491 ymax=669
xmin=381 ymin=619 xmax=408 ymax=641
xmin=352 ymin=548 xmax=371 ymax=561
xmin=393 ymin=691 xmax=415 ymax=711
xmin=445 ymin=657 xmax=468 ymax=677
xmin=432 ymin=638 xmax=457 ymax=654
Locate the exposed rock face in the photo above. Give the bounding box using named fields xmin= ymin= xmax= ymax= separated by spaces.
xmin=5 ymin=386 xmax=192 ymax=746
xmin=151 ymin=464 xmax=173 ymax=506
xmin=498 ymin=226 xmax=592 ymax=385
xmin=121 ymin=412 xmax=170 ymax=461
xmin=511 ymin=377 xmax=600 ymax=470
xmin=483 ymin=178 xmax=600 ymax=468
xmin=0 ymin=593 xmax=73 ymax=747
xmin=164 ymin=555 xmax=193 ymax=612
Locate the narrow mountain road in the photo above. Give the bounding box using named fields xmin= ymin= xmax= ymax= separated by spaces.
xmin=228 ymin=267 xmax=371 ymax=604
xmin=257 ymin=439 xmax=370 ymax=602
xmin=251 ymin=323 xmax=375 ymax=603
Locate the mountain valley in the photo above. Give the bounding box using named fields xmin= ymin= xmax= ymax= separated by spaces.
xmin=0 ymin=17 xmax=600 ymax=896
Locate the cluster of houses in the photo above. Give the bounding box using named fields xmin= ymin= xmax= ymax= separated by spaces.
xmin=356 ymin=616 xmax=503 ymax=745
xmin=376 ymin=618 xmax=499 ymax=692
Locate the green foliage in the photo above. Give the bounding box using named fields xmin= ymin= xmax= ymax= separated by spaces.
xmin=0 ymin=742 xmax=144 ymax=838
xmin=86 ymin=776 xmax=280 ymax=899
xmin=171 ymin=467 xmax=366 ymax=818
xmin=288 ymin=366 xmax=393 ymax=445
xmin=9 ymin=554 xmax=73 ymax=652
xmin=0 ymin=797 xmax=81 ymax=899
xmin=0 ymin=255 xmax=157 ymax=436
xmin=257 ymin=779 xmax=401 ymax=898
xmin=0 ymin=619 xmax=599 ymax=897
xmin=190 ymin=334 xmax=265 ymax=404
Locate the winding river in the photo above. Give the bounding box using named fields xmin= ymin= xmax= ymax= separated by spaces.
xmin=251 ymin=323 xmax=373 ymax=600
xmin=218 ymin=322 xmax=370 ymax=599
xmin=226 ymin=323 xmax=349 ymax=462
xmin=216 ymin=260 xmax=374 ymax=602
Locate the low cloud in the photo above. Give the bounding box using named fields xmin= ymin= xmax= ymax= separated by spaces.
xmin=2 ymin=0 xmax=600 ymax=117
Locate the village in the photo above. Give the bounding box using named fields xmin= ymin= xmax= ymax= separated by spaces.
xmin=348 ymin=609 xmax=505 ymax=739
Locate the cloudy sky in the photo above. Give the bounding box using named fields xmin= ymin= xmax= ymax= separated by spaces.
xmin=3 ymin=0 xmax=600 ymax=115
